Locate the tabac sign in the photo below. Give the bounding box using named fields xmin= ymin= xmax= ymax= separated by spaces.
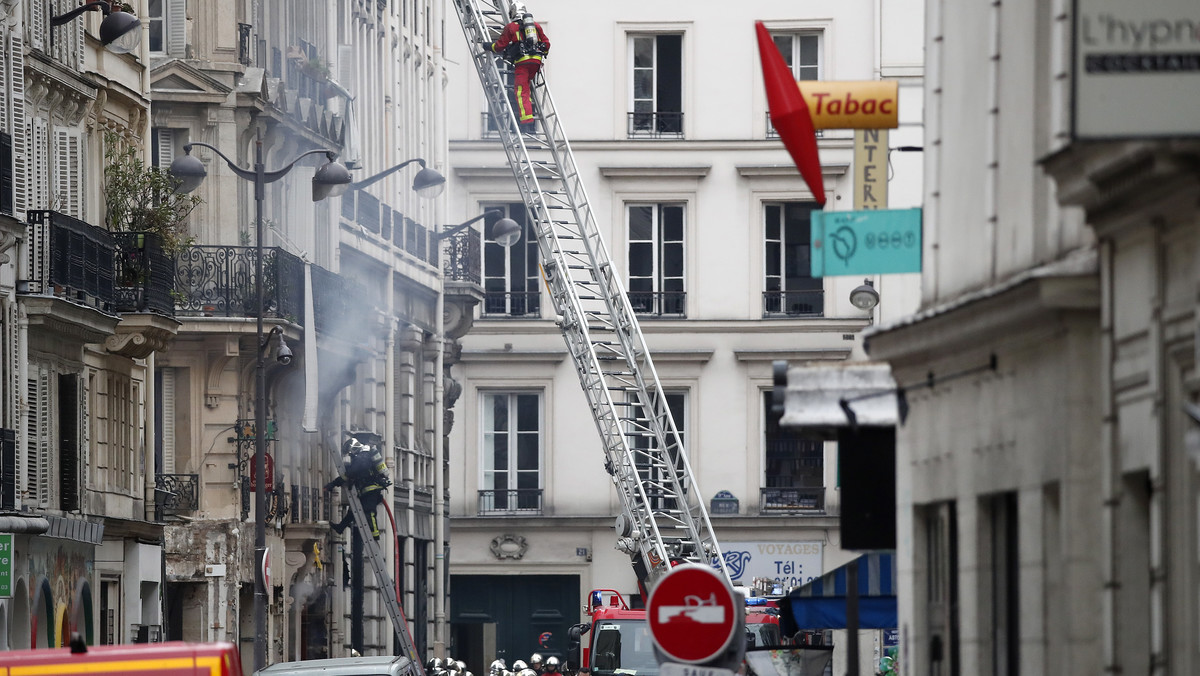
xmin=797 ymin=81 xmax=899 ymax=130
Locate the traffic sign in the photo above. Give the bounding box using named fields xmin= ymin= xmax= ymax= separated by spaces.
xmin=647 ymin=564 xmax=739 ymax=664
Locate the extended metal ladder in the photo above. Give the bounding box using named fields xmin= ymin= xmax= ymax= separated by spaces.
xmin=450 ymin=0 xmax=729 ymax=591
xmin=342 ymin=482 xmax=423 ymax=673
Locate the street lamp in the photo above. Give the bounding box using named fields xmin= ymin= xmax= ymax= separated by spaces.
xmin=850 ymin=279 xmax=880 ymax=311
xmin=50 ymin=0 xmax=141 ymax=54
xmin=430 ymin=209 xmax=520 ymax=656
xmin=169 ymin=128 xmax=350 ymax=673
xmin=348 ymin=157 xmax=446 ymax=199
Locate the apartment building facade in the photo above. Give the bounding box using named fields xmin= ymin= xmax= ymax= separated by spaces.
xmin=444 ymin=0 xmax=923 ymax=669
xmin=0 ymin=0 xmax=174 ymax=652
xmin=863 ymin=0 xmax=1200 ymax=674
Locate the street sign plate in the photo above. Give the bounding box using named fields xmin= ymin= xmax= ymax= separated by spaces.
xmin=661 ymin=663 xmax=735 ymax=676
xmin=647 ymin=564 xmax=739 ymax=664
xmin=810 ymin=208 xmax=922 ymax=277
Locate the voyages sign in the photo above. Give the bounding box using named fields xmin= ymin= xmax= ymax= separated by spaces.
xmin=1074 ymin=0 xmax=1200 ymax=137
xmin=720 ymin=541 xmax=823 ymax=592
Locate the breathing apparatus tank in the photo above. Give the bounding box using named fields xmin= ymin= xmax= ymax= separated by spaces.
xmin=520 ymin=12 xmax=537 ymax=52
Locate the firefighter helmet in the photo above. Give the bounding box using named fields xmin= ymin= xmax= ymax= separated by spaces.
xmin=513 ymin=661 xmax=528 ymax=671
xmin=509 ymin=1 xmax=526 ymax=20
xmin=490 ymin=661 xmax=507 ymax=676
xmin=545 ymin=657 xmax=560 ymax=671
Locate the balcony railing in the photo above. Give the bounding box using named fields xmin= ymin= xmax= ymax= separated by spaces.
xmin=478 ymin=489 xmax=543 ymax=515
xmin=628 ymin=291 xmax=686 ymax=317
xmin=154 ymin=473 xmax=199 ymax=520
xmin=483 ymin=291 xmax=540 ymax=317
xmin=760 ymin=487 xmax=825 ymax=513
xmin=762 ymin=290 xmax=824 ymax=317
xmin=311 ymin=265 xmax=374 ymax=338
xmin=444 ymin=228 xmax=481 ymax=285
xmin=766 ymin=113 xmax=823 ymax=140
xmin=174 ymin=246 xmax=304 ymax=320
xmin=627 ymin=111 xmax=684 ymax=139
xmin=112 ymin=233 xmax=176 ymax=316
xmin=26 ymin=210 xmax=115 ymax=310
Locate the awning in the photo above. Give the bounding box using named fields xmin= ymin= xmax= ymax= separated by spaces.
xmin=779 ymin=363 xmax=899 ymax=434
xmin=784 ymin=552 xmax=897 ymax=630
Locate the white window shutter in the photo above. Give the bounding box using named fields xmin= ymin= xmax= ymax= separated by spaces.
xmin=27 ymin=1 xmax=44 ymax=52
xmin=31 ymin=116 xmax=47 ymax=210
xmin=11 ymin=35 xmax=26 ymax=220
xmin=161 ymin=368 xmax=176 ymax=473
xmin=24 ymin=377 xmax=36 ymax=505
xmin=155 ymin=128 xmax=174 ymax=168
xmin=53 ymin=128 xmax=79 ymax=218
xmin=166 ymin=0 xmax=186 ymax=57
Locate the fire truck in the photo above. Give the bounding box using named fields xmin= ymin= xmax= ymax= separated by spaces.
xmin=0 ymin=639 xmax=244 ymax=676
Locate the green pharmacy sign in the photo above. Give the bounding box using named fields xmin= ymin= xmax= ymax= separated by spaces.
xmin=810 ymin=208 xmax=922 ymax=277
xmin=0 ymin=534 xmax=11 ymax=597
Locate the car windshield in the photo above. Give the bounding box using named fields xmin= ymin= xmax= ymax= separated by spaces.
xmin=591 ymin=620 xmax=659 ymax=676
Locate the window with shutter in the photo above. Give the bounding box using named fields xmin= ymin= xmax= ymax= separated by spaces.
xmin=58 ymin=373 xmax=79 ymax=512
xmin=25 ymin=368 xmax=50 ymax=507
xmin=27 ymin=1 xmax=45 ymax=52
xmin=152 ymin=128 xmax=175 ymax=168
xmin=11 ymin=35 xmax=26 ymax=220
xmin=53 ymin=128 xmax=81 ymax=218
xmin=158 ymin=368 xmax=176 ymax=474
xmin=30 ymin=116 xmax=48 ymax=210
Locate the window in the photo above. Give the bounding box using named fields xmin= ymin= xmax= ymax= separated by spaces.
xmin=768 ymin=31 xmax=821 ymax=137
xmin=0 ymin=132 xmax=12 ymax=215
xmin=628 ymin=34 xmax=682 ymax=138
xmin=482 ymin=203 xmax=540 ymax=317
xmin=627 ymin=203 xmax=685 ymax=316
xmin=987 ymin=493 xmax=1019 ymax=676
xmin=480 ymin=391 xmax=542 ymax=513
xmin=147 ymin=0 xmax=185 ymax=57
xmin=763 ymin=202 xmax=823 ymax=317
xmin=761 ymin=391 xmax=823 ymax=512
xmin=925 ymin=502 xmax=960 ymax=676
xmin=151 ymin=128 xmax=176 ymax=168
xmin=630 ymin=390 xmax=686 ymax=511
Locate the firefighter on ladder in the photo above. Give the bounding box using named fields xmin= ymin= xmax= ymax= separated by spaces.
xmin=326 ymin=437 xmax=390 ymax=540
xmin=490 ymin=1 xmax=550 ymax=132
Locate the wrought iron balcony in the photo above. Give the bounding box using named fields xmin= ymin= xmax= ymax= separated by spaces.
xmin=311 ymin=264 xmax=374 ymax=338
xmin=762 ymin=290 xmax=824 ymax=317
xmin=628 ymin=290 xmax=686 ymax=317
xmin=174 ymin=246 xmax=304 ymax=321
xmin=112 ymin=233 xmax=176 ymax=316
xmin=766 ymin=113 xmax=823 ymax=140
xmin=483 ymin=291 xmax=540 ymax=317
xmin=760 ymin=487 xmax=825 ymax=514
xmin=154 ymin=473 xmax=199 ymax=521
xmin=444 ymin=228 xmax=481 ymax=285
xmin=25 ymin=210 xmax=115 ymax=310
xmin=627 ymin=111 xmax=684 ymax=139
xmin=478 ymin=489 xmax=543 ymax=515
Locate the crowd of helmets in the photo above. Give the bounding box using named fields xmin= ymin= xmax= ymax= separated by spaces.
xmin=427 ymin=654 xmax=563 ymax=676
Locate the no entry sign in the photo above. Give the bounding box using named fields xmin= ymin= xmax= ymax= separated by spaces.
xmin=647 ymin=564 xmax=739 ymax=664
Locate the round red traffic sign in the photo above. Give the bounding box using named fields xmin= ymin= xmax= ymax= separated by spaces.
xmin=647 ymin=564 xmax=738 ymax=664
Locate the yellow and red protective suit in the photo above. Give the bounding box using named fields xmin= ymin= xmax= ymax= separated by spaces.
xmin=491 ymin=19 xmax=550 ymax=125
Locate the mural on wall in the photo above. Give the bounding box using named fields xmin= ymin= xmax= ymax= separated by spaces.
xmin=26 ymin=538 xmax=94 ymax=647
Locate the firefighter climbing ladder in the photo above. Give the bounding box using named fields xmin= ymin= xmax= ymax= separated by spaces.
xmin=341 ymin=482 xmax=423 ymax=670
xmin=451 ymin=0 xmax=730 ymax=591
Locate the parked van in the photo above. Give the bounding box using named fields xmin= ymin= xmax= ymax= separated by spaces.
xmin=256 ymin=655 xmax=418 ymax=676
xmin=0 ymin=640 xmax=243 ymax=676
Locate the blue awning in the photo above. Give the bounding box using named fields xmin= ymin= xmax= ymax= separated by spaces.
xmin=786 ymin=552 xmax=896 ymax=630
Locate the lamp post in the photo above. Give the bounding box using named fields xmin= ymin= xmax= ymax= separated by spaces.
xmin=49 ymin=0 xmax=141 ymax=54
xmin=430 ymin=210 xmax=520 ymax=656
xmin=169 ymin=128 xmax=351 ymax=672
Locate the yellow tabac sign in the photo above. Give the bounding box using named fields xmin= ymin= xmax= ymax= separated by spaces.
xmin=797 ymin=81 xmax=899 ymax=130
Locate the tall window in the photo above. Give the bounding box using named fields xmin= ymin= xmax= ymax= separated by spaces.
xmin=763 ymin=202 xmax=823 ymax=317
xmin=481 ymin=391 xmax=542 ymax=513
xmin=629 ymin=34 xmax=682 ymax=138
xmin=768 ymin=31 xmax=821 ymax=137
xmin=147 ymin=0 xmax=185 ymax=57
xmin=925 ymin=502 xmax=960 ymax=676
xmin=631 ymin=390 xmax=686 ymax=510
xmin=627 ymin=203 xmax=685 ymax=317
xmin=987 ymin=492 xmax=1019 ymax=676
xmin=483 ymin=203 xmax=540 ymax=317
xmin=147 ymin=0 xmax=165 ymax=53
xmin=761 ymin=391 xmax=824 ymax=512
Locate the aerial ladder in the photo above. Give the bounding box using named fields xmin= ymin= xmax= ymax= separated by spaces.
xmin=450 ymin=0 xmax=730 ymax=592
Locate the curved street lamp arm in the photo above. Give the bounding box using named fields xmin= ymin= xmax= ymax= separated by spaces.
xmin=50 ymin=0 xmax=113 ymax=26
xmin=436 ymin=209 xmax=505 ymax=240
xmin=185 ymin=143 xmax=339 ymax=184
xmin=348 ymin=158 xmax=426 ymax=191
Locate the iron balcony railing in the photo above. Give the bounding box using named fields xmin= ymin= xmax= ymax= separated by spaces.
xmin=760 ymin=487 xmax=825 ymax=513
xmin=763 ymin=290 xmax=824 ymax=317
xmin=483 ymin=291 xmax=540 ymax=318
xmin=766 ymin=113 xmax=823 ymax=140
xmin=112 ymin=232 xmax=176 ymax=316
xmin=444 ymin=228 xmax=481 ymax=285
xmin=174 ymin=245 xmax=304 ymax=321
xmin=478 ymin=489 xmax=543 ymax=515
xmin=628 ymin=290 xmax=686 ymax=317
xmin=26 ymin=210 xmax=115 ymax=310
xmin=627 ymin=111 xmax=684 ymax=139
xmin=154 ymin=473 xmax=199 ymax=521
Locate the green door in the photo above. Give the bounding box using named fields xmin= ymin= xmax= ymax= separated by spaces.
xmin=451 ymin=575 xmax=580 ymax=671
